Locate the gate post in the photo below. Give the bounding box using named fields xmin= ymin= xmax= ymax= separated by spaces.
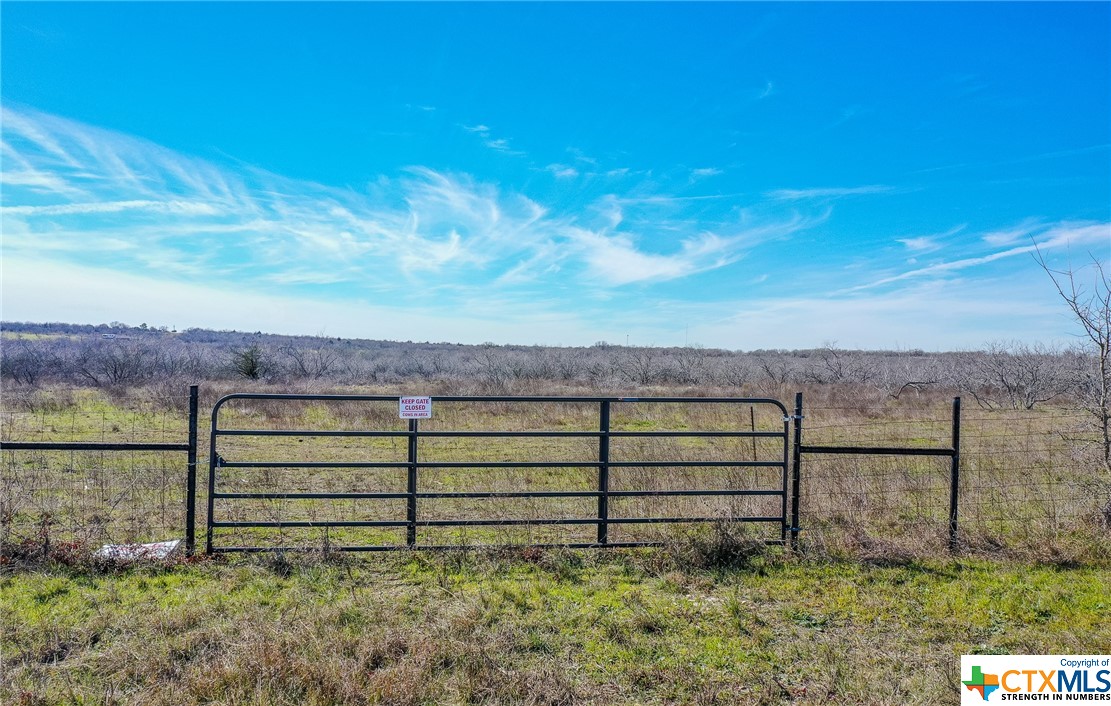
xmin=948 ymin=397 xmax=962 ymax=553
xmin=205 ymin=396 xmax=220 ymax=555
xmin=185 ymin=385 xmax=199 ymax=556
xmin=597 ymin=401 xmax=611 ymax=546
xmin=407 ymin=419 xmax=419 ymax=547
xmin=790 ymin=392 xmax=803 ymax=551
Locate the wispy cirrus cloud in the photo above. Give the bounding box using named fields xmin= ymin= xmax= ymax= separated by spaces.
xmin=897 ymin=237 xmax=940 ymax=252
xmin=766 ymin=184 xmax=898 ymax=200
xmin=545 ymin=163 xmax=579 ymax=179
xmin=2 ymin=106 xmax=811 ymax=303
xmin=566 ymin=147 xmax=597 ymax=165
xmin=1 ymin=199 xmax=221 ymax=217
xmin=615 ymin=193 xmax=747 ymax=205
xmin=563 ymin=204 xmax=822 ymax=286
xmin=851 ymin=221 xmax=1111 ymax=292
xmin=896 ymin=225 xmax=965 ymax=254
xmin=981 ymin=220 xmax=1043 ymax=246
xmin=459 ymin=122 xmax=525 ymax=155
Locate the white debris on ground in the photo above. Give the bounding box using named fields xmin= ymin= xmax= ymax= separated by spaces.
xmin=93 ymin=539 xmax=181 ymax=562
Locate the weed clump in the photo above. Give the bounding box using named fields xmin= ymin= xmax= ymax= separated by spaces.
xmin=654 ymin=522 xmax=771 ymax=572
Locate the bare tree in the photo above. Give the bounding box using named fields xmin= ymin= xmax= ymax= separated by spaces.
xmin=756 ymin=354 xmax=796 ymax=386
xmin=544 ymin=348 xmax=586 ymax=382
xmin=1037 ymin=250 xmax=1111 ymax=474
xmin=472 ymin=345 xmax=517 ymax=391
xmin=280 ymin=345 xmax=338 ymax=379
xmin=0 ymin=340 xmax=54 ymax=386
xmin=73 ymin=340 xmax=156 ymax=386
xmin=616 ymin=347 xmax=663 ymax=386
xmin=714 ymin=355 xmax=755 ymax=389
xmin=669 ymin=345 xmax=710 ymax=385
xmin=805 ymin=342 xmax=878 ymax=385
xmin=953 ymin=342 xmax=1069 ymax=411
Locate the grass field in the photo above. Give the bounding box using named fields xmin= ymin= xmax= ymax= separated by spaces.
xmin=2 ymin=384 xmax=1109 ymax=704
xmin=3 ymin=549 xmax=1109 ymax=705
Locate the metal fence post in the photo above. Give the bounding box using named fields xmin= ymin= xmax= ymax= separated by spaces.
xmin=790 ymin=392 xmax=803 ymax=551
xmin=205 ymin=397 xmax=220 ymax=555
xmin=948 ymin=396 xmax=962 ymax=553
xmin=185 ymin=385 xmax=199 ymax=556
xmin=597 ymin=400 xmax=611 ymax=546
xmin=407 ymin=418 xmax=419 ymax=547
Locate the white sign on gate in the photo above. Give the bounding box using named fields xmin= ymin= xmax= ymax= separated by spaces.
xmin=399 ymin=396 xmax=432 ymax=419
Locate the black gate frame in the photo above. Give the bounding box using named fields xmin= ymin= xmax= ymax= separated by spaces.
xmin=206 ymin=394 xmax=791 ymax=553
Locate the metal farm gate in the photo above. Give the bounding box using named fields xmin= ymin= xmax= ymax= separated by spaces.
xmin=206 ymin=394 xmax=793 ymax=553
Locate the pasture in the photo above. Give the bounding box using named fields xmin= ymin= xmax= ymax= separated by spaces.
xmin=2 ymin=382 xmax=1109 ymax=704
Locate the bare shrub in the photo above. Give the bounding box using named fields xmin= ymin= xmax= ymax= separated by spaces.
xmin=73 ymin=340 xmax=158 ymax=387
xmin=953 ymin=341 xmax=1069 ymax=410
xmin=0 ymin=340 xmax=56 ymax=386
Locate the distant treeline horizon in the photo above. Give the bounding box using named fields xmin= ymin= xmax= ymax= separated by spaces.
xmin=0 ymin=320 xmax=1093 ymax=415
xmin=0 ymin=319 xmax=979 ymax=356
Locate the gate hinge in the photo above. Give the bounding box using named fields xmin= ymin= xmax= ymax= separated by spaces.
xmin=784 ymin=414 xmax=804 ymax=422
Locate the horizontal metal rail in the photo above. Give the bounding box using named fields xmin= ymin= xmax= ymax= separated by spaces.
xmin=1 ymin=441 xmax=191 ymax=452
xmin=212 ymin=488 xmax=784 ymax=500
xmin=217 ymin=460 xmax=783 ymax=469
xmin=217 ymin=429 xmax=409 ymax=437
xmin=212 ymin=392 xmax=788 ymax=408
xmin=211 ymin=515 xmax=783 ymax=528
xmin=799 ymin=445 xmax=954 ymax=457
xmin=215 ymin=428 xmax=785 ymax=439
xmin=212 ymin=541 xmax=668 ymax=553
xmin=211 ymin=539 xmax=788 ymax=553
xmin=220 ymin=461 xmax=412 ymax=468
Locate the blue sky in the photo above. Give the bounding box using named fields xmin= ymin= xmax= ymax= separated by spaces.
xmin=2 ymin=2 xmax=1108 ymax=350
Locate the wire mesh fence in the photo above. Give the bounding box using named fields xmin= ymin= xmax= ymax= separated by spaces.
xmin=2 ymin=386 xmax=1108 ymax=560
xmin=959 ymin=410 xmax=1107 ymax=548
xmin=1 ymin=448 xmax=188 ymax=547
xmin=1 ymin=394 xmax=196 ymax=551
xmin=797 ymin=400 xmax=1109 ymax=558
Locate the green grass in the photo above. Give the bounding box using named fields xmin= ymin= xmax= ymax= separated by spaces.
xmin=3 ymin=549 xmax=1109 ymax=705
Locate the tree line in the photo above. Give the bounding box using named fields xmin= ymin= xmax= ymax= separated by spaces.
xmin=0 ymin=321 xmax=1093 ymax=411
